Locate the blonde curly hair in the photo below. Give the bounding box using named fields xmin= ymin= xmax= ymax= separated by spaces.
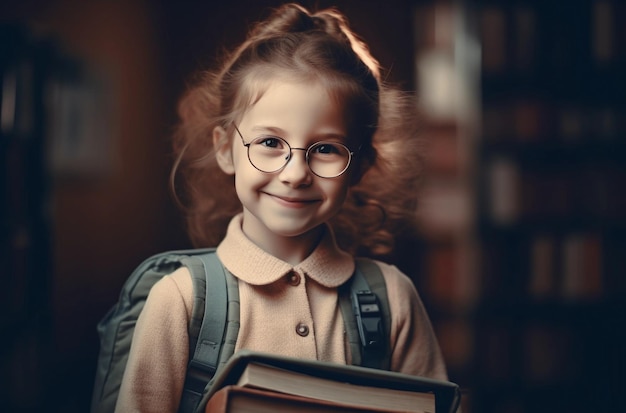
xmin=171 ymin=3 xmax=423 ymax=257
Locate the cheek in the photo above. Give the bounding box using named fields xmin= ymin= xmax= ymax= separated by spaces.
xmin=231 ymin=144 xmax=260 ymax=179
xmin=233 ymin=156 xmax=268 ymax=198
xmin=323 ymin=178 xmax=350 ymax=206
xmin=230 ymin=143 xmax=248 ymax=170
xmin=233 ymin=166 xmax=260 ymax=194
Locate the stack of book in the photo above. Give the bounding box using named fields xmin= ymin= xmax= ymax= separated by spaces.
xmin=204 ymin=350 xmax=460 ymax=413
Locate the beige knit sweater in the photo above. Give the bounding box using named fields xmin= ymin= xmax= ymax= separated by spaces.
xmin=115 ymin=214 xmax=448 ymax=412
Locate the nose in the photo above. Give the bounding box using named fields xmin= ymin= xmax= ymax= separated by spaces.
xmin=278 ymin=148 xmax=312 ymax=187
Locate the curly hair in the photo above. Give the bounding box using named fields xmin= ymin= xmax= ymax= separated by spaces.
xmin=171 ymin=3 xmax=424 ymax=257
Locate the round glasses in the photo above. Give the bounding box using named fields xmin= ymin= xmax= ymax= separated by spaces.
xmin=234 ymin=125 xmax=356 ymax=178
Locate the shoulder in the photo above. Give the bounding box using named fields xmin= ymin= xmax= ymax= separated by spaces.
xmin=147 ymin=266 xmax=194 ymax=319
xmin=369 ymin=259 xmax=418 ymax=298
xmin=367 ymin=259 xmax=430 ymax=323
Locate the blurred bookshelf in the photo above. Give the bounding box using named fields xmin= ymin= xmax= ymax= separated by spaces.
xmin=413 ymin=1 xmax=626 ymax=412
xmin=1 ymin=23 xmax=109 ymax=411
xmin=475 ymin=1 xmax=625 ymax=411
xmin=1 ymin=24 xmax=54 ymax=411
xmin=413 ymin=5 xmax=480 ymax=413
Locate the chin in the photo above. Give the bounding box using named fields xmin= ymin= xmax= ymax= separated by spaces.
xmin=267 ymin=221 xmax=324 ymax=239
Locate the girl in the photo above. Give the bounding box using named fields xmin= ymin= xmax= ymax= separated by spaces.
xmin=116 ymin=3 xmax=448 ymax=411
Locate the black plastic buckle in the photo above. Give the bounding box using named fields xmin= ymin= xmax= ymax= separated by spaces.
xmin=352 ymin=290 xmax=383 ymax=349
xmin=184 ymin=359 xmax=217 ymax=395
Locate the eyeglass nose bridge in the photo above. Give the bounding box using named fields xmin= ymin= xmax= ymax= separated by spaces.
xmin=282 ymin=146 xmax=311 ymax=170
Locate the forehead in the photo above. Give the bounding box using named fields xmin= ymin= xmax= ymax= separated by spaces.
xmin=238 ymin=79 xmax=350 ymax=140
xmin=235 ymin=69 xmax=358 ymax=118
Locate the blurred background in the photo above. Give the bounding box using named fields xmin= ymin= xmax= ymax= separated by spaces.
xmin=1 ymin=0 xmax=624 ymax=412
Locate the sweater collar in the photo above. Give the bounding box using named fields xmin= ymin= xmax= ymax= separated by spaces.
xmin=216 ymin=214 xmax=354 ymax=288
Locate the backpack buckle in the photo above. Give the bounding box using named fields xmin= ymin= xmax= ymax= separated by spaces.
xmin=352 ymin=290 xmax=383 ymax=350
xmin=184 ymin=359 xmax=217 ymax=395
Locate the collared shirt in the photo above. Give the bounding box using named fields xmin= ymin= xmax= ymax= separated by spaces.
xmin=216 ymin=214 xmax=355 ymax=364
xmin=115 ymin=214 xmax=447 ymax=412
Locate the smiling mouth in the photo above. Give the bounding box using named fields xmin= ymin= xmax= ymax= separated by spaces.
xmin=269 ymin=194 xmax=319 ymax=207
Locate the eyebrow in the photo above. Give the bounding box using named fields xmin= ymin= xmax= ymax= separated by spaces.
xmin=250 ymin=125 xmax=286 ymax=136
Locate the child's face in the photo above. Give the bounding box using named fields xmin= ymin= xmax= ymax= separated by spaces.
xmin=215 ymin=80 xmax=355 ymax=249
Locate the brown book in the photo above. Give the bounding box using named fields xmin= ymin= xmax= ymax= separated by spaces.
xmin=232 ymin=361 xmax=435 ymax=412
xmin=203 ymin=350 xmax=461 ymax=413
xmin=206 ymin=385 xmax=417 ymax=413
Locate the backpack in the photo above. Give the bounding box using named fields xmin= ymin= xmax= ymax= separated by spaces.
xmin=90 ymin=248 xmax=391 ymax=413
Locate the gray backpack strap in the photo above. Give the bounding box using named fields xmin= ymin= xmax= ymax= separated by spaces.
xmin=185 ymin=256 xmax=208 ymax=357
xmin=339 ymin=258 xmax=391 ymax=370
xmin=179 ymin=252 xmax=240 ymax=413
xmin=213 ymin=270 xmax=240 ymax=375
xmin=178 ymin=253 xmax=225 ymax=412
xmin=195 ymin=271 xmax=239 ymax=412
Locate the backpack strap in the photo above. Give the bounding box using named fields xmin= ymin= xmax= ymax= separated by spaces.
xmin=179 ymin=252 xmax=240 ymax=413
xmin=179 ymin=253 xmax=224 ymax=412
xmin=185 ymin=256 xmax=208 ymax=357
xmin=216 ymin=270 xmax=240 ymax=373
xmin=339 ymin=258 xmax=391 ymax=370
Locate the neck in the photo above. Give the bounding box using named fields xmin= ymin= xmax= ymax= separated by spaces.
xmin=241 ymin=219 xmax=325 ymax=266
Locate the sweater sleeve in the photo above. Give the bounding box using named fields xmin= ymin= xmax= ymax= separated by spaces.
xmin=377 ymin=261 xmax=449 ymax=381
xmin=115 ymin=267 xmax=194 ymax=413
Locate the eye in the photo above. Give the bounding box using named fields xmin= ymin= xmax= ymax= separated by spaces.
xmin=312 ymin=142 xmax=344 ymax=155
xmin=253 ymin=136 xmax=285 ymax=149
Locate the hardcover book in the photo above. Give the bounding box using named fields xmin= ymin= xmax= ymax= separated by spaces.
xmin=205 ymin=350 xmax=461 ymax=413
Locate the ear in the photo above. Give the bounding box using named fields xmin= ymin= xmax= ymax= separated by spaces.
xmin=213 ymin=126 xmax=235 ymax=175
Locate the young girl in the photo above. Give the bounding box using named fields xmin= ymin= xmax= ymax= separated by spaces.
xmin=116 ymin=3 xmax=448 ymax=411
